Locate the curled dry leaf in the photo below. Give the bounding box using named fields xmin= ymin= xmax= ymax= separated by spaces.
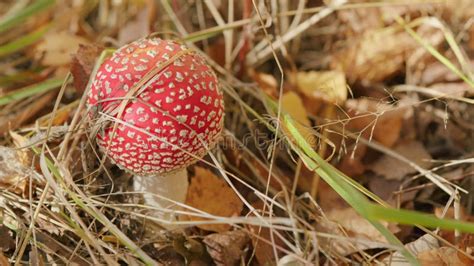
xmin=326 ymin=208 xmax=392 ymax=244
xmin=184 ymin=167 xmax=243 ymax=232
xmin=345 ymin=98 xmax=406 ymax=148
xmin=315 ymin=208 xmax=390 ymax=256
xmin=70 ymin=44 xmax=104 ymax=93
xmin=369 ymin=140 xmax=432 ymax=180
xmin=203 ymin=230 xmax=250 ymax=266
xmin=383 ymin=234 xmax=439 ymax=265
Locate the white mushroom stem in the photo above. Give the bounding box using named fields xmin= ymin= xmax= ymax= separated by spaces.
xmin=133 ymin=168 xmax=189 ymax=229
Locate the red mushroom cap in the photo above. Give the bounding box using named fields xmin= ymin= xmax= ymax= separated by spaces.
xmin=87 ymin=38 xmax=224 ymax=175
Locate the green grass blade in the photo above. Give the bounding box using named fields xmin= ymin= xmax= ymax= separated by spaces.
xmin=396 ymin=16 xmax=474 ymax=90
xmin=280 ymin=103 xmax=474 ymax=264
xmin=281 ymin=113 xmax=419 ymax=265
xmin=0 ymin=77 xmax=64 ymax=106
xmin=0 ymin=0 xmax=55 ymax=34
xmin=368 ymin=204 xmax=474 ymax=233
xmin=0 ymin=24 xmax=50 ymax=58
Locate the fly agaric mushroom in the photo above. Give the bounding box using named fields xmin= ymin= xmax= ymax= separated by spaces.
xmin=87 ymin=38 xmax=224 ymax=225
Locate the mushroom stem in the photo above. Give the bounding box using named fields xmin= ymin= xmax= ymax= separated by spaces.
xmin=133 ymin=168 xmax=189 ymax=228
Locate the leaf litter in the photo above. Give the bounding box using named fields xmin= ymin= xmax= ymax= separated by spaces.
xmin=0 ymin=0 xmax=473 ymax=265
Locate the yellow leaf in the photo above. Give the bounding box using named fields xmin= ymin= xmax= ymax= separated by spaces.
xmin=185 ymin=167 xmax=243 ymax=232
xmin=281 ymin=91 xmax=315 ymax=147
xmin=295 ymin=70 xmax=347 ymax=104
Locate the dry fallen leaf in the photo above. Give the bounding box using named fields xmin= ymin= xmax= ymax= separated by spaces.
xmin=251 ymin=71 xmax=279 ymax=99
xmin=337 ymin=0 xmax=434 ymax=36
xmin=223 ymin=137 xmax=291 ymax=192
xmin=0 ymin=226 xmax=15 ymax=252
xmin=429 ymin=83 xmax=471 ymax=98
xmin=337 ymin=143 xmax=367 ymax=177
xmin=414 ymin=60 xmax=463 ymax=86
xmin=345 ymin=98 xmax=406 ymax=148
xmin=418 ymin=247 xmax=473 ymax=266
xmin=368 ymin=176 xmax=402 ymax=202
xmin=281 ymin=91 xmax=324 ymax=195
xmin=434 ymin=206 xmax=474 ymax=245
xmin=315 ymin=207 xmax=391 ymax=256
xmin=0 ymin=146 xmax=39 ymax=196
xmin=29 ymin=249 xmax=45 ymax=266
xmin=0 ymin=252 xmax=9 ymax=266
xmin=327 ymin=208 xmax=390 ymax=244
xmin=331 ymin=28 xmax=418 ymax=83
xmin=383 ymin=234 xmax=439 ymax=265
xmin=319 ymin=207 xmax=401 ymax=256
xmin=117 ymin=7 xmax=152 ymax=46
xmin=35 ymin=31 xmax=89 ymax=67
xmin=203 ymin=230 xmax=250 ymax=266
xmin=246 ymin=201 xmax=285 ymax=265
xmin=294 ymin=70 xmax=347 ymax=116
xmin=70 ymin=44 xmax=104 ymax=93
xmin=318 ymin=180 xmax=348 ymax=211
xmin=185 ymin=167 xmax=243 ymax=232
xmin=369 ymin=140 xmax=432 ymax=180
xmin=281 ymin=91 xmax=315 ymax=146
xmin=35 ymin=231 xmax=90 ymax=265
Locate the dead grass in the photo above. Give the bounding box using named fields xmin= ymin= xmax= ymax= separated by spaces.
xmin=0 ymin=0 xmax=474 ymax=265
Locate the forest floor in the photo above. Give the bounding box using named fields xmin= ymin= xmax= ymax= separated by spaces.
xmin=0 ymin=0 xmax=474 ymax=265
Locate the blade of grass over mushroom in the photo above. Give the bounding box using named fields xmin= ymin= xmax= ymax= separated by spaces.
xmin=0 ymin=24 xmax=50 ymax=58
xmin=0 ymin=77 xmax=64 ymax=106
xmin=0 ymin=0 xmax=55 ymax=34
xmin=396 ymin=16 xmax=474 ymax=90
